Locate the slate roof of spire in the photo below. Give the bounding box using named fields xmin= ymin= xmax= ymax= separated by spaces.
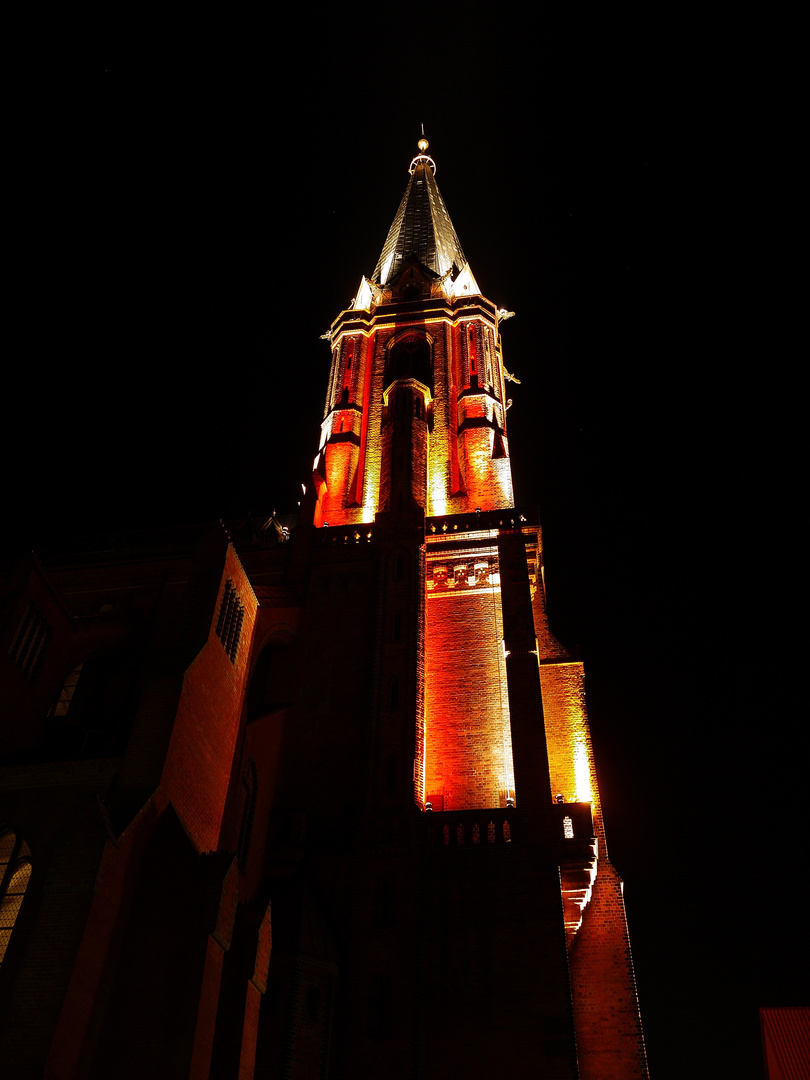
xmin=372 ymin=152 xmax=468 ymax=285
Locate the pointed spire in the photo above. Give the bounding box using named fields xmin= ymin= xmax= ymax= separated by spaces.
xmin=372 ymin=136 xmax=470 ymax=286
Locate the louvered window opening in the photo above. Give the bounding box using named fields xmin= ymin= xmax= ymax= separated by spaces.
xmin=215 ymin=580 xmax=244 ymax=663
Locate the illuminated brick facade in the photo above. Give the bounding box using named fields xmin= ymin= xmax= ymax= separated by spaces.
xmin=316 ymin=278 xmax=513 ymax=525
xmin=0 ymin=140 xmax=647 ymax=1078
xmin=310 ymin=140 xmax=649 ymax=1076
xmin=423 ymin=533 xmax=515 ymax=811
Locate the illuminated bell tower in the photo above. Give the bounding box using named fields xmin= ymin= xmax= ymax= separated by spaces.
xmin=308 ymin=139 xmax=648 ymax=1078
xmin=315 ymin=138 xmax=520 ymax=816
xmin=314 ymin=137 xmax=513 ymax=527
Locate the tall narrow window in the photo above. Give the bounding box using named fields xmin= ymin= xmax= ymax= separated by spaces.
xmin=48 ymin=662 xmax=84 ymax=716
xmin=215 ymin=580 xmax=244 ymax=663
xmin=484 ymin=332 xmax=493 ymax=387
xmin=8 ymin=603 xmax=50 ymax=681
xmin=0 ymin=831 xmax=32 ymax=967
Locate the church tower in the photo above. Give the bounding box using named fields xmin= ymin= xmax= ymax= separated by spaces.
xmin=0 ymin=136 xmax=648 ymax=1080
xmin=303 ymin=138 xmax=649 ymax=1077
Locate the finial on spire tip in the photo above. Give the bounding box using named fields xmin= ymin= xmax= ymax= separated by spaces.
xmin=409 ymin=129 xmax=436 ymax=175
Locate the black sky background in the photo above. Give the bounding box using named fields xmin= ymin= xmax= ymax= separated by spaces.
xmin=6 ymin=12 xmax=806 ymax=1078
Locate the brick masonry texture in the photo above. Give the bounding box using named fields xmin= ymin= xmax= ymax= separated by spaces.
xmin=570 ymin=862 xmax=649 ymax=1078
xmin=424 ymin=546 xmax=515 ymax=810
xmin=539 ymin=662 xmax=604 ymax=844
xmin=160 ymin=546 xmax=257 ymax=854
xmin=317 ymin=291 xmax=513 ymax=527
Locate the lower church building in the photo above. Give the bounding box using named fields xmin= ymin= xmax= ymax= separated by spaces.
xmin=0 ymin=139 xmax=648 ymax=1079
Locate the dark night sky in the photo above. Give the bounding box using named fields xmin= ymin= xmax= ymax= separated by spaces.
xmin=6 ymin=12 xmax=805 ymax=1077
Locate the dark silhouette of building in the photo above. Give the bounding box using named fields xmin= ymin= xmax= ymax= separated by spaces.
xmin=0 ymin=138 xmax=647 ymax=1078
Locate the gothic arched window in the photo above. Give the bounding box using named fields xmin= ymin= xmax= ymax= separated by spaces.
xmin=0 ymin=830 xmax=32 ymax=967
xmin=48 ymin=662 xmax=84 ymax=716
xmin=385 ymin=334 xmax=432 ymax=391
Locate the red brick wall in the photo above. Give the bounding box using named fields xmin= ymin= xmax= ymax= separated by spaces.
xmin=538 ymin=662 xmax=604 ymax=845
xmin=569 ymin=861 xmax=649 ymax=1078
xmin=160 ymin=545 xmax=257 ymax=854
xmin=321 ymin=439 xmax=357 ymax=522
xmin=424 ymin=541 xmax=514 ymax=810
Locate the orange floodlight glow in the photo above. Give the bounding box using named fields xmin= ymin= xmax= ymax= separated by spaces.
xmin=574 ymin=741 xmax=593 ymax=803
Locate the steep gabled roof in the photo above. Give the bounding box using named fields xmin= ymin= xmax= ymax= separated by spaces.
xmin=372 ymin=142 xmax=469 ymax=286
